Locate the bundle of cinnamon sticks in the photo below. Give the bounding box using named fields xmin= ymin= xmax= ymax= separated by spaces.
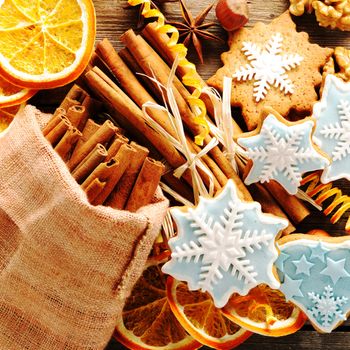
xmin=44 ymin=84 xmax=164 ymax=212
xmin=78 ymin=26 xmax=312 ymax=235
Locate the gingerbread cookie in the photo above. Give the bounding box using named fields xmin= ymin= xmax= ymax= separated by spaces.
xmin=277 ymin=234 xmax=350 ymax=333
xmin=237 ymin=108 xmax=330 ymax=195
xmin=162 ymin=180 xmax=288 ymax=308
xmin=207 ymin=11 xmax=333 ymax=131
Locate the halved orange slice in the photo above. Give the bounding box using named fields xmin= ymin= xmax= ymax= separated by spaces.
xmin=167 ymin=277 xmax=252 ymax=350
xmin=0 ymin=75 xmax=36 ymax=108
xmin=114 ymin=253 xmax=201 ymax=350
xmin=222 ymin=284 xmax=307 ymax=337
xmin=0 ymin=0 xmax=96 ymax=89
xmin=0 ymin=103 xmax=23 ymax=131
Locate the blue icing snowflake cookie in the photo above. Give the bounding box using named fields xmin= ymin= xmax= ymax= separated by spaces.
xmin=277 ymin=235 xmax=350 ymax=333
xmin=162 ymin=180 xmax=288 ymax=308
xmin=237 ymin=109 xmax=330 ymax=195
xmin=312 ymin=74 xmax=350 ymax=183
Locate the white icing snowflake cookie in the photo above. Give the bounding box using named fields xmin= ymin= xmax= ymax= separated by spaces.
xmin=313 ymin=74 xmax=350 ymax=183
xmin=277 ymin=234 xmax=350 ymax=333
xmin=162 ymin=180 xmax=288 ymax=308
xmin=237 ymin=108 xmax=330 ymax=195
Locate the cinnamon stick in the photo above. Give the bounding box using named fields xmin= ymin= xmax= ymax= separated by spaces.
xmin=162 ymin=172 xmax=195 ymax=204
xmin=120 ymin=29 xmax=204 ymax=138
xmin=81 ymin=158 xmax=119 ymax=191
xmin=65 ymin=84 xmax=88 ymax=103
xmin=84 ymin=69 xmax=193 ymax=186
xmin=66 ymin=105 xmax=89 ymax=131
xmin=120 ymin=30 xmax=251 ymax=200
xmin=72 ymin=144 xmax=108 ymax=183
xmin=119 ymin=47 xmax=162 ymax=99
xmin=45 ymin=116 xmax=72 ymax=146
xmin=105 ymin=142 xmax=149 ymax=209
xmin=96 ymin=38 xmax=174 ymax=134
xmin=94 ymin=143 xmax=136 ymax=205
xmin=85 ymin=178 xmax=107 ymax=204
xmin=54 ymin=126 xmax=82 ymax=162
xmin=265 ymin=181 xmax=311 ymax=225
xmin=106 ymin=134 xmax=129 ymax=162
xmin=68 ymin=119 xmax=116 ymax=171
xmin=43 ymin=110 xmax=66 ymax=136
xmin=125 ymin=157 xmax=165 ymax=212
xmin=59 ymin=97 xmax=81 ymax=111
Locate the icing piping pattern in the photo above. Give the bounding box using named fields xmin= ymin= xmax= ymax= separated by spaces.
xmin=162 ymin=180 xmax=288 ymax=308
xmin=238 ymin=114 xmax=329 ymax=195
xmin=277 ymin=238 xmax=350 ymax=332
xmin=233 ymin=33 xmax=303 ymax=102
xmin=313 ymin=74 xmax=350 ymax=183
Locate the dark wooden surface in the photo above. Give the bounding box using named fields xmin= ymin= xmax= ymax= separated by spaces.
xmin=34 ymin=0 xmax=350 ymax=348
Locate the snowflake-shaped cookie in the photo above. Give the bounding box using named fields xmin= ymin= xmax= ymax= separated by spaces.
xmin=162 ymin=180 xmax=288 ymax=308
xmin=233 ymin=33 xmax=303 ymax=102
xmin=277 ymin=236 xmax=350 ymax=332
xmin=313 ymin=74 xmax=350 ymax=183
xmin=237 ymin=111 xmax=329 ymax=195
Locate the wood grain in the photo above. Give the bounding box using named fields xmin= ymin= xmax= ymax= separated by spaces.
xmin=34 ymin=0 xmax=350 ymax=348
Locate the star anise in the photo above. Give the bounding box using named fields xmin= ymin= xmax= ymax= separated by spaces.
xmin=168 ymin=0 xmax=223 ymax=63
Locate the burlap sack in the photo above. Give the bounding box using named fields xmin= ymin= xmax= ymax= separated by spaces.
xmin=0 ymin=106 xmax=169 ymax=350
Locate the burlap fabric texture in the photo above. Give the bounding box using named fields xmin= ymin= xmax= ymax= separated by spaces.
xmin=0 ymin=106 xmax=169 ymax=350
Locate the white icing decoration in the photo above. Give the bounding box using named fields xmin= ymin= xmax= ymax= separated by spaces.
xmin=312 ymin=75 xmax=350 ymax=183
xmin=320 ymin=257 xmax=350 ymax=285
xmin=233 ymin=33 xmax=303 ymax=102
xmin=162 ymin=180 xmax=288 ymax=308
xmin=308 ymin=285 xmax=348 ymax=329
xmin=320 ymin=100 xmax=350 ymax=162
xmin=238 ymin=114 xmax=329 ymax=195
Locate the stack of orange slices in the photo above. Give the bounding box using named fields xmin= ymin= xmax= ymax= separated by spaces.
xmin=0 ymin=0 xmax=96 ymax=128
xmin=115 ymin=252 xmax=308 ymax=350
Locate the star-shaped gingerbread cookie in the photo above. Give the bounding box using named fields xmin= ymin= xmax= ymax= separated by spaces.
xmin=207 ymin=11 xmax=333 ymax=131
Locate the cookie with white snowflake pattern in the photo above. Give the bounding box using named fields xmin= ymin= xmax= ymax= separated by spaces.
xmin=277 ymin=234 xmax=350 ymax=333
xmin=237 ymin=107 xmax=330 ymax=195
xmin=312 ymin=74 xmax=350 ymax=183
xmin=162 ymin=179 xmax=288 ymax=308
xmin=207 ymin=11 xmax=333 ymax=131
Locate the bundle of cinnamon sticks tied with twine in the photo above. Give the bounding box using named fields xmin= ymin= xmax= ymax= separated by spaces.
xmin=43 ymin=84 xmax=164 ymax=212
xmin=51 ymin=23 xmax=312 ymax=236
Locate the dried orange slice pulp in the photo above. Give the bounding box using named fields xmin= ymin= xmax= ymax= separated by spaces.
xmin=0 ymin=74 xmax=36 ymax=108
xmin=114 ymin=253 xmax=201 ymax=350
xmin=167 ymin=277 xmax=252 ymax=350
xmin=0 ymin=0 xmax=96 ymax=89
xmin=0 ymin=103 xmax=23 ymax=132
xmin=222 ymin=284 xmax=307 ymax=337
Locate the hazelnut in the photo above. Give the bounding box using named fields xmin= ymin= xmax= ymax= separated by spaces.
xmin=216 ymin=0 xmax=249 ymax=32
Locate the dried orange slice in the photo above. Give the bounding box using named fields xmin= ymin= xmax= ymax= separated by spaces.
xmin=0 ymin=103 xmax=23 ymax=132
xmin=167 ymin=277 xmax=252 ymax=350
xmin=114 ymin=253 xmax=201 ymax=350
xmin=0 ymin=0 xmax=96 ymax=89
xmin=222 ymin=284 xmax=307 ymax=337
xmin=0 ymin=75 xmax=36 ymax=108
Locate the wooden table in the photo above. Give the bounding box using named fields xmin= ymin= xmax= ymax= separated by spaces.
xmin=76 ymin=0 xmax=350 ymax=348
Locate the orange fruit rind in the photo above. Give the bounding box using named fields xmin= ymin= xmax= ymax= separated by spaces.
xmin=114 ymin=253 xmax=201 ymax=350
xmin=222 ymin=284 xmax=307 ymax=337
xmin=167 ymin=277 xmax=252 ymax=350
xmin=0 ymin=0 xmax=96 ymax=89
